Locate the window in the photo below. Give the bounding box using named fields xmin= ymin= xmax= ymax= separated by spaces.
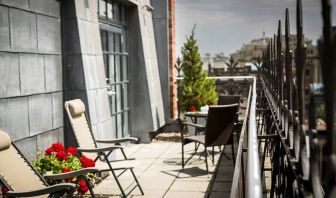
xmin=97 ymin=0 xmax=127 ymax=24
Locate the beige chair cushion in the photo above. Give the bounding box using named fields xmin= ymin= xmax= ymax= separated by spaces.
xmin=0 ymin=131 xmax=11 ymax=151
xmin=68 ymin=99 xmax=85 ymax=117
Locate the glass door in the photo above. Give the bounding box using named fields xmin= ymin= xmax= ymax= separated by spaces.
xmin=98 ymin=0 xmax=129 ymax=138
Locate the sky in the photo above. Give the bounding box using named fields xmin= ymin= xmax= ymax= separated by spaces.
xmin=175 ymin=0 xmax=336 ymax=57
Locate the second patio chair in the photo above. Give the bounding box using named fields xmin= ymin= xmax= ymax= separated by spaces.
xmin=64 ymin=99 xmax=144 ymax=197
xmin=181 ymin=104 xmax=238 ymax=174
xmin=218 ymin=95 xmax=241 ymax=142
xmin=0 ymin=130 xmax=98 ymax=198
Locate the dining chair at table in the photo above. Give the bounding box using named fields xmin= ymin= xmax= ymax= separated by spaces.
xmin=181 ymin=104 xmax=239 ymax=174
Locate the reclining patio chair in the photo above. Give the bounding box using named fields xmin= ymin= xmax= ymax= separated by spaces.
xmin=0 ymin=130 xmax=98 ymax=197
xmin=181 ymin=104 xmax=239 ymax=174
xmin=64 ymin=99 xmax=144 ymax=197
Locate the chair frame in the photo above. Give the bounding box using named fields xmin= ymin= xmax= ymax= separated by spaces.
xmin=64 ymin=100 xmax=144 ymax=197
xmin=181 ymin=104 xmax=238 ymax=174
xmin=0 ymin=132 xmax=99 ymax=197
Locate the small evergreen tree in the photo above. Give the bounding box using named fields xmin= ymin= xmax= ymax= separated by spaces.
xmin=179 ymin=25 xmax=217 ymax=112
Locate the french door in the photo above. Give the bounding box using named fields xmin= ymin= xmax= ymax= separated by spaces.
xmin=99 ymin=1 xmax=129 ymax=138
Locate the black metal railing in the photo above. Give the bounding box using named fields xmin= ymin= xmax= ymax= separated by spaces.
xmin=231 ymin=0 xmax=336 ymax=197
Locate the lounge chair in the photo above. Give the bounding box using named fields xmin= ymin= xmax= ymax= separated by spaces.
xmin=181 ymin=104 xmax=239 ymax=174
xmin=0 ymin=130 xmax=98 ymax=197
xmin=64 ymin=99 xmax=144 ymax=197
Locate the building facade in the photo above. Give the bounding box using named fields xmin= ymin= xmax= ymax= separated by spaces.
xmin=202 ymin=52 xmax=229 ymax=72
xmin=0 ymin=0 xmax=173 ymax=162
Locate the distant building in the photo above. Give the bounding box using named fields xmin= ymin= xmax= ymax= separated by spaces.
xmin=202 ymin=52 xmax=229 ymax=72
xmin=232 ymin=34 xmax=321 ymax=83
xmin=232 ymin=36 xmax=270 ymax=68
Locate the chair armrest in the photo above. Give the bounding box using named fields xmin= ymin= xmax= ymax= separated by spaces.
xmin=96 ymin=137 xmax=138 ymax=144
xmin=77 ymin=146 xmax=123 ymax=153
xmin=6 ymin=183 xmax=76 ymax=197
xmin=182 ymin=122 xmax=205 ymax=129
xmin=44 ymin=168 xmax=99 ymax=180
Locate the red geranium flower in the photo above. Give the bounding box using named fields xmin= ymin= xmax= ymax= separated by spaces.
xmin=45 ymin=147 xmax=54 ymax=156
xmin=56 ymin=151 xmax=67 ymax=161
xmin=80 ymin=155 xmax=95 ymax=168
xmin=1 ymin=186 xmax=9 ymax=195
xmin=77 ymin=180 xmax=89 ymax=194
xmin=189 ymin=105 xmax=197 ymax=111
xmin=51 ymin=142 xmax=65 ymax=152
xmin=66 ymin=147 xmax=78 ymax=156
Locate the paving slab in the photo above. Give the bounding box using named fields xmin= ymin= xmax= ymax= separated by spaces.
xmin=89 ymin=142 xmax=235 ymax=198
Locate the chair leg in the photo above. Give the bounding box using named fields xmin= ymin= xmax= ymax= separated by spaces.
xmin=182 ymin=142 xmax=185 ymax=169
xmin=104 ymin=154 xmax=127 ymax=197
xmin=130 ymin=169 xmax=144 ymax=195
xmin=212 ymin=146 xmax=215 ymax=164
xmin=204 ymin=147 xmax=209 ymax=175
xmin=231 ymin=142 xmax=235 ymax=166
xmin=84 ymin=177 xmax=96 ymax=198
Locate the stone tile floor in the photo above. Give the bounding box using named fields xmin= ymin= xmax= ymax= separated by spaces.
xmin=92 ymin=142 xmax=235 ymax=198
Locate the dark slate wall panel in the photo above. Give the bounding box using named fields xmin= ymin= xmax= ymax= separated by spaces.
xmin=37 ymin=15 xmax=61 ymax=53
xmin=0 ymin=97 xmax=29 ymax=140
xmin=0 ymin=6 xmax=10 ymax=51
xmin=15 ymin=136 xmax=37 ymax=162
xmin=19 ymin=53 xmax=45 ymax=95
xmin=0 ymin=52 xmax=20 ymax=97
xmin=30 ymin=0 xmax=60 ymax=18
xmin=1 ymin=0 xmax=29 ymax=10
xmin=10 ymin=8 xmax=37 ymax=52
xmin=51 ymin=92 xmax=63 ymax=129
xmin=28 ymin=94 xmax=53 ymax=136
xmin=45 ymin=55 xmax=62 ymax=92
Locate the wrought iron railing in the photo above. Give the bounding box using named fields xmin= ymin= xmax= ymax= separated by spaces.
xmin=230 ymin=0 xmax=336 ymax=197
xmin=229 ymin=0 xmax=336 ymax=197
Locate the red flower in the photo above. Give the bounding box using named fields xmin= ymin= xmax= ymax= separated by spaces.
xmin=77 ymin=180 xmax=89 ymax=194
xmin=51 ymin=142 xmax=65 ymax=152
xmin=45 ymin=147 xmax=54 ymax=156
xmin=66 ymin=147 xmax=78 ymax=156
xmin=62 ymin=167 xmax=73 ymax=182
xmin=189 ymin=105 xmax=197 ymax=111
xmin=62 ymin=167 xmax=72 ymax=173
xmin=1 ymin=186 xmax=9 ymax=195
xmin=56 ymin=151 xmax=67 ymax=161
xmin=80 ymin=155 xmax=95 ymax=168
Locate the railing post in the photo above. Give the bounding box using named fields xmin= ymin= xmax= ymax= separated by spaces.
xmin=320 ymin=0 xmax=336 ymax=196
xmin=285 ymin=8 xmax=293 ymax=112
xmin=296 ymin=0 xmax=306 ymax=124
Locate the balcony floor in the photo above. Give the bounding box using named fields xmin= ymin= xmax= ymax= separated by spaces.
xmin=92 ymin=140 xmax=235 ymax=197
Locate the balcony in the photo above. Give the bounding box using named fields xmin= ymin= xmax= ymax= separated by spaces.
xmin=0 ymin=0 xmax=333 ymax=197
